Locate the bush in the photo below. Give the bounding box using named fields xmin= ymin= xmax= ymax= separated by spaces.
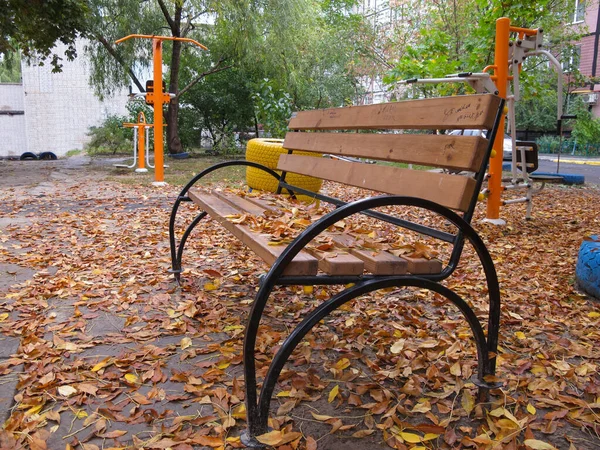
xmin=86 ymin=115 xmax=133 ymax=155
xmin=536 ymin=135 xmax=561 ymax=153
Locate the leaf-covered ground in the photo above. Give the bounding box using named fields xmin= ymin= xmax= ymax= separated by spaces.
xmin=0 ymin=158 xmax=599 ymax=450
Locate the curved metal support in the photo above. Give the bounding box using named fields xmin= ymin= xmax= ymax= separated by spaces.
xmin=170 ymin=211 xmax=207 ymax=280
xmin=179 ymin=160 xmax=282 ymax=199
xmin=245 ymin=278 xmax=491 ymax=440
xmin=169 ymin=160 xmax=282 ymax=282
xmin=243 ymin=195 xmax=501 ymax=439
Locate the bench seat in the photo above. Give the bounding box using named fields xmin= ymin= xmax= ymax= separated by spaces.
xmin=189 ymin=188 xmax=442 ymax=276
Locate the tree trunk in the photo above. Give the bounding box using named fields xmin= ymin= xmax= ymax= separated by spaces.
xmin=166 ymin=4 xmax=183 ymax=154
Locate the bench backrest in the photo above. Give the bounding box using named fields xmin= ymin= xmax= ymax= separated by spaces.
xmin=279 ymin=94 xmax=503 ymax=221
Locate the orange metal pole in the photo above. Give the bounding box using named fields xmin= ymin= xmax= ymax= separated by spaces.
xmin=152 ymin=38 xmax=165 ymax=185
xmin=116 ymin=34 xmax=207 ymax=50
xmin=486 ymin=17 xmax=510 ymax=223
xmin=136 ymin=112 xmax=146 ymax=172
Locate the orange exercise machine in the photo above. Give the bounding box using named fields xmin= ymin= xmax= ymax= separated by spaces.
xmin=398 ymin=17 xmax=565 ymax=223
xmin=115 ymin=34 xmax=207 ymax=186
xmin=114 ymin=112 xmax=152 ymax=172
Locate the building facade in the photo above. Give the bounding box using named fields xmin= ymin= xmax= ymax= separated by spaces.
xmin=0 ymin=41 xmax=129 ymax=158
xmin=571 ymin=0 xmax=600 ymax=116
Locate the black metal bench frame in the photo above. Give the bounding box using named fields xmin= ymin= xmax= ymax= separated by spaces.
xmin=169 ymin=95 xmax=505 ymax=447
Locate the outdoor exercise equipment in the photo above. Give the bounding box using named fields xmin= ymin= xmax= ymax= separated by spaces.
xmin=114 ymin=112 xmax=153 ymax=172
xmin=115 ymin=34 xmax=207 ymax=186
xmin=398 ymin=17 xmax=567 ymax=222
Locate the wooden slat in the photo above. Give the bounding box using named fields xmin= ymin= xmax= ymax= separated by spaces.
xmin=277 ymin=154 xmax=476 ymax=211
xmin=288 ymin=94 xmax=502 ymax=130
xmin=188 ymin=190 xmax=318 ymax=276
xmin=330 ymin=234 xmax=442 ymax=275
xmin=283 ymin=132 xmax=487 ymax=172
xmin=212 ymin=191 xmax=365 ymax=276
xmin=213 ymin=191 xmax=267 ymax=216
xmin=305 ymin=249 xmax=364 ymax=275
xmin=349 ymin=248 xmax=408 ymax=275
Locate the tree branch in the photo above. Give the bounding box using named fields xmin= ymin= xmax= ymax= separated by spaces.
xmin=182 ymin=10 xmax=209 ymax=37
xmin=96 ymin=34 xmax=145 ymax=92
xmin=157 ymin=0 xmax=176 ymax=34
xmin=178 ymin=59 xmax=232 ymax=98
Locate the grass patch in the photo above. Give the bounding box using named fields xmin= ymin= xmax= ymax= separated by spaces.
xmin=66 ymin=149 xmax=83 ymax=157
xmin=104 ymin=154 xmax=248 ymax=187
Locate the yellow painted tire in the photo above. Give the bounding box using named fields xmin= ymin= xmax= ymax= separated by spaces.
xmin=245 ymin=138 xmax=323 ymax=196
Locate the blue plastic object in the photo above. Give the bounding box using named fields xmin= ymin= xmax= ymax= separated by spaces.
xmin=576 ymin=235 xmax=600 ymax=299
xmin=168 ymin=152 xmax=190 ymax=159
xmin=501 ymin=164 xmax=585 ymax=185
xmin=531 ymin=172 xmax=585 ymax=185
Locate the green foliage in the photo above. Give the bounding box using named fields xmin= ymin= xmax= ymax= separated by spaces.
xmin=384 ymin=0 xmax=585 ymax=108
xmin=85 ymin=0 xmax=164 ymax=97
xmin=126 ymin=101 xmax=154 ymax=126
xmin=179 ymin=63 xmax=256 ymax=153
xmin=0 ymin=51 xmax=21 ymax=82
xmin=571 ymin=98 xmax=600 ymax=149
xmin=536 ymin=135 xmax=562 ymax=153
xmin=514 ymin=67 xmax=560 ymax=132
xmin=86 ymin=115 xmax=132 ymax=155
xmin=0 ymin=0 xmax=89 ymax=72
xmin=252 ymin=79 xmax=292 ymax=138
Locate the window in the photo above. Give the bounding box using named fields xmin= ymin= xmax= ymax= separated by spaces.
xmin=573 ymin=0 xmax=586 ymax=23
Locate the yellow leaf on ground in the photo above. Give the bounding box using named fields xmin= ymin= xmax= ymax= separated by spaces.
xmin=527 ymin=403 xmax=537 ymax=415
xmin=180 ymin=337 xmax=192 ymax=350
xmin=390 ymin=339 xmax=405 ymax=354
xmin=58 ymin=385 xmax=78 ymax=397
xmin=461 ymin=390 xmax=474 ymax=415
xmin=335 ymin=358 xmax=350 ymax=370
xmin=204 ymin=282 xmax=218 ymax=291
xmin=515 ymin=331 xmax=527 ymax=340
xmin=328 ymin=385 xmax=340 ymax=403
xmin=255 ymin=430 xmax=283 ymax=446
xmin=0 ymin=313 xmax=9 ymax=322
xmin=25 ymin=404 xmax=43 ymax=416
xmin=91 ymin=357 xmax=113 ymax=372
xmin=450 ymin=361 xmax=462 ymax=376
xmin=523 ymin=439 xmax=559 ymax=450
xmin=124 ymin=373 xmax=139 ymax=384
xmin=310 ymin=412 xmax=334 ymax=421
xmin=588 ymin=311 xmax=600 ymax=318
xmin=399 ymin=432 xmax=422 ymax=443
xmin=423 ymin=433 xmax=440 ymax=441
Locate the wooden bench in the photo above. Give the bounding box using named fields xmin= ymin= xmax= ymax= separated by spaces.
xmin=169 ymin=94 xmax=504 ymax=446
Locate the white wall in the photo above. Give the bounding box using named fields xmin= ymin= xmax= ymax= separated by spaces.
xmin=21 ymin=41 xmax=130 ymax=157
xmin=0 ymin=83 xmax=28 ymax=157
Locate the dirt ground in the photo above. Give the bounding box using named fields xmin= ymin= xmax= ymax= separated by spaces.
xmin=1 ymin=156 xmax=599 ymax=450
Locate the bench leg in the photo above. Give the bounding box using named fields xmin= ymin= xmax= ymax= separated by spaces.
xmin=242 ymin=278 xmax=498 ymax=446
xmin=169 ymin=195 xmax=207 ymax=282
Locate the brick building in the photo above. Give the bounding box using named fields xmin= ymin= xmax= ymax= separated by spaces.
xmin=571 ymin=0 xmax=600 ymax=116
